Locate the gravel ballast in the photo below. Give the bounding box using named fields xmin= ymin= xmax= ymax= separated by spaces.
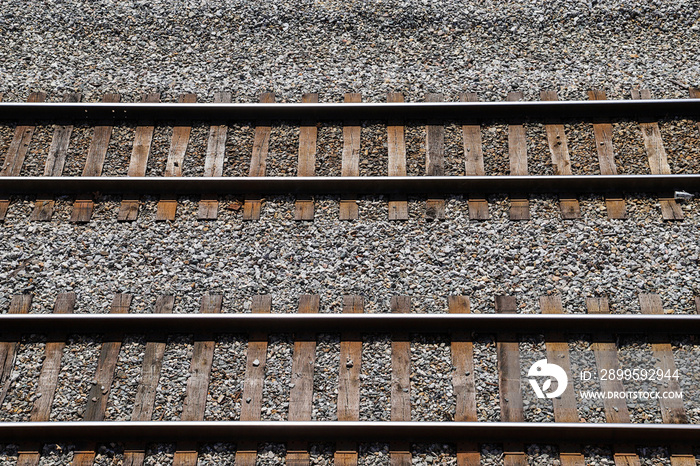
xmin=0 ymin=337 xmax=45 ymax=422
xmin=0 ymin=0 xmax=699 ymax=103
xmin=1 ymin=0 xmax=700 ymax=464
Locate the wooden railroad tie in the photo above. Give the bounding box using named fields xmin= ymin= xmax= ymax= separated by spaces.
xmin=234 ymin=294 xmax=271 ymax=466
xmin=155 ymin=93 xmax=197 ymax=222
xmin=588 ymin=89 xmax=627 ymax=220
xmin=124 ymin=295 xmax=174 ymax=466
xmin=294 ymin=94 xmax=319 ymax=222
xmin=460 ymin=92 xmax=490 ymax=221
xmin=118 ymin=92 xmax=160 ymax=222
xmin=32 ymin=92 xmax=82 ymax=221
xmin=632 ymin=89 xmax=683 ymax=220
xmin=1 ymin=92 xmax=46 ymax=222
xmin=16 ymin=292 xmax=75 ymax=466
xmin=197 ymin=92 xmax=232 ymax=221
xmin=339 ymin=93 xmax=362 ymax=221
xmin=387 ymin=92 xmax=409 ymax=221
xmin=507 ymin=92 xmax=530 ymax=221
xmin=70 ymin=93 xmax=121 ymax=223
xmin=425 ymin=93 xmax=446 ymax=220
xmin=242 ymin=92 xmax=275 ymax=221
xmin=172 ymin=294 xmax=223 ymax=466
xmin=540 ymin=90 xmax=581 ymax=219
xmin=334 ymin=295 xmax=364 ymax=465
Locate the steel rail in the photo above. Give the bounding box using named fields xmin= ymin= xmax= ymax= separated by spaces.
xmin=0 ymin=421 xmax=698 ymax=444
xmin=0 ymin=99 xmax=699 ymax=122
xmin=1 ymin=314 xmax=699 ymax=335
xmin=1 ymin=175 xmax=699 ymax=195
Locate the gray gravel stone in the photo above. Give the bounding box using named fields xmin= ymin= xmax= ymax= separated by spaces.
xmin=256 ymin=443 xmax=286 ymax=465
xmin=145 ymin=126 xmax=174 ymax=177
xmin=204 ymin=335 xmax=247 ymax=421
xmin=180 ymin=123 xmax=211 ymax=177
xmin=36 ymin=444 xmax=73 ymax=466
xmin=313 ymin=333 xmax=340 ymax=421
xmin=143 ymin=443 xmax=175 ymax=465
xmin=0 ymin=444 xmax=17 ymax=464
xmin=360 ymin=334 xmax=391 ymax=421
xmin=20 ymin=124 xmax=53 ymax=177
xmin=616 ymin=336 xmax=664 ymax=423
xmin=101 ymin=124 xmax=137 ymax=177
xmin=152 ymin=335 xmax=192 ymax=421
xmin=570 ymin=337 xmax=607 ymax=423
xmin=520 ymin=336 xmax=555 ymax=423
xmin=93 ymin=444 xmax=123 ymax=466
xmin=613 ymin=121 xmax=649 ymax=175
xmin=61 ymin=124 xmax=94 ymax=177
xmin=0 ymin=336 xmax=45 ymax=422
xmin=261 ymin=334 xmax=293 ymax=421
xmin=50 ymin=336 xmax=100 ymax=421
xmin=474 ymin=335 xmax=500 ymax=422
xmin=105 ymin=336 xmax=146 ymax=421
xmin=1 ymin=1 xmax=699 ymax=102
xmin=411 ymin=335 xmax=453 ymax=422
xmin=412 ymin=443 xmax=457 ymax=464
xmin=358 ymin=443 xmax=390 ymax=465
xmin=222 ymin=124 xmax=255 ymax=178
xmin=195 ymin=443 xmax=237 ymax=465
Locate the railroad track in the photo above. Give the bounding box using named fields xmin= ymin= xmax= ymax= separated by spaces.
xmin=1 ymin=293 xmax=699 ymax=464
xmin=1 ymin=89 xmax=699 ymax=223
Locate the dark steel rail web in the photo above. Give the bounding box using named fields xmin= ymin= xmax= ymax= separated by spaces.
xmin=1 ymin=98 xmax=699 ymax=122
xmin=1 ymin=175 xmax=699 ymax=196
